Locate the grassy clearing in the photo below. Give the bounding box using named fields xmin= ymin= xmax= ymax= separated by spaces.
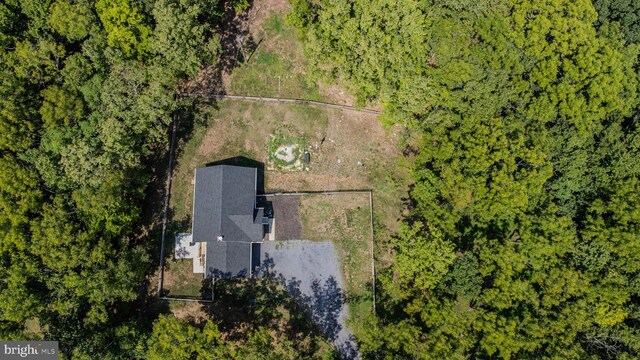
xmin=170 ymin=101 xmax=329 ymax=222
xmin=170 ymin=101 xmax=409 ymax=230
xmin=165 ymin=0 xmax=413 ymax=345
xmin=162 ymin=259 xmax=204 ymax=298
xmin=298 ymin=193 xmax=373 ymax=333
xmin=229 ymin=13 xmax=322 ymax=100
xmin=168 ymin=99 xmax=410 ymax=341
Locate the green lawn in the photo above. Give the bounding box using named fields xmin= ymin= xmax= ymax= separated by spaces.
xmin=229 ymin=13 xmax=323 ymax=100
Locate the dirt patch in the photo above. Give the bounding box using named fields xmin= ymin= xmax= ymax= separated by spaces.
xmin=196 ymin=117 xmax=233 ymax=158
xmin=317 ymin=83 xmax=359 ymax=107
xmin=170 ymin=301 xmax=207 ymax=323
xmin=265 ymin=195 xmax=302 ymax=240
xmin=268 ymin=134 xmax=307 ymax=171
xmin=248 ymin=0 xmax=291 ymax=37
xmin=275 ymin=144 xmax=296 ymax=162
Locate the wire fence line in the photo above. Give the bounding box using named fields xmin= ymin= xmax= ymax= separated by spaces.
xmin=176 ymin=92 xmax=382 ymax=115
xmin=158 ymin=98 xmax=378 ymax=310
xmin=157 ymin=112 xmax=178 ymax=298
xmin=161 ymin=190 xmax=378 ymax=311
xmin=159 ymin=297 xmax=213 ymax=303
xmin=369 ymin=191 xmax=376 ymax=314
xmin=260 ymin=189 xmax=377 ymax=314
xmin=257 ymin=189 xmax=373 ymax=196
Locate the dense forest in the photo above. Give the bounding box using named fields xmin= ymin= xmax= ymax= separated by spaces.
xmin=1 ymin=0 xmax=639 ymax=358
xmin=0 ymin=0 xmax=219 ymax=356
xmin=288 ymin=0 xmax=640 ymax=358
xmin=0 ymin=0 xmax=315 ymax=358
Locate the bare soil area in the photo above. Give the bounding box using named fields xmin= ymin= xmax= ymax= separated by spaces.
xmin=169 ymin=301 xmax=208 ymax=323
xmin=265 ymin=195 xmax=302 ymax=240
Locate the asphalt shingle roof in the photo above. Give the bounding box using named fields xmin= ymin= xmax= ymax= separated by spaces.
xmin=192 ymin=165 xmax=264 ymax=278
xmin=205 ymin=241 xmax=252 ymax=278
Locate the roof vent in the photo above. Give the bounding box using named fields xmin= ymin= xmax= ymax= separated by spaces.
xmin=217 ymin=235 xmax=224 ymax=242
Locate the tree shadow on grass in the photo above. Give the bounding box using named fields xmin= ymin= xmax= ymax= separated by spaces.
xmin=200 ymin=254 xmax=358 ymax=359
xmin=181 ymin=0 xmax=260 ymax=94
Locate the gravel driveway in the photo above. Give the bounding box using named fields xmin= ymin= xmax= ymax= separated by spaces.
xmin=258 ymin=240 xmax=359 ymax=359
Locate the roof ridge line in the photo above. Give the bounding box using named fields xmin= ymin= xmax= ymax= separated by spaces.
xmin=215 ymin=166 xmax=224 ymax=234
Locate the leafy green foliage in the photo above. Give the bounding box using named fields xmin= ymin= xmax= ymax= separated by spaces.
xmin=147 ymin=315 xmax=332 ymax=360
xmin=386 ymin=223 xmax=455 ymax=300
xmin=147 ymin=315 xmax=232 ymax=359
xmin=0 ymin=0 xmax=222 ymax=356
xmin=232 ymin=0 xmax=250 ymax=14
xmin=510 ymin=0 xmax=637 ymax=134
xmin=593 ymin=0 xmax=640 ymax=43
xmin=151 ymin=0 xmax=219 ymax=77
xmin=39 ymin=85 xmax=84 ymax=128
xmin=291 ymin=0 xmax=640 ymax=358
xmin=0 ymin=71 xmax=38 ymax=151
xmin=48 ymin=0 xmax=95 ymax=41
xmin=438 ymin=252 xmax=482 ymax=300
xmin=95 ymin=0 xmax=151 ymax=58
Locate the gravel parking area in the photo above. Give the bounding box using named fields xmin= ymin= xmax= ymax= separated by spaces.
xmin=259 ymin=240 xmax=359 ymax=359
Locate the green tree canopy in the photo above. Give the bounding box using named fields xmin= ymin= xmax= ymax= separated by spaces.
xmin=95 ymin=0 xmax=151 ymax=58
xmin=147 ymin=315 xmax=233 ymax=360
xmin=290 ymin=0 xmax=640 ymax=358
xmin=593 ymin=0 xmax=640 ymax=43
xmin=48 ymin=0 xmax=95 ymax=41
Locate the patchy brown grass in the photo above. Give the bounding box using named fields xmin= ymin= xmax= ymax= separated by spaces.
xmin=169 ymin=301 xmax=208 ymax=323
xmin=248 ymin=0 xmax=291 ymax=37
xmin=298 ymin=192 xmax=374 ymax=333
xmin=170 ymin=101 xmax=410 ymax=235
xmin=162 ymin=259 xmax=205 ymax=298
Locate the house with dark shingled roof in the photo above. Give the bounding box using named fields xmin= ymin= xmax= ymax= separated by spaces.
xmin=190 ymin=165 xmax=273 ymax=278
